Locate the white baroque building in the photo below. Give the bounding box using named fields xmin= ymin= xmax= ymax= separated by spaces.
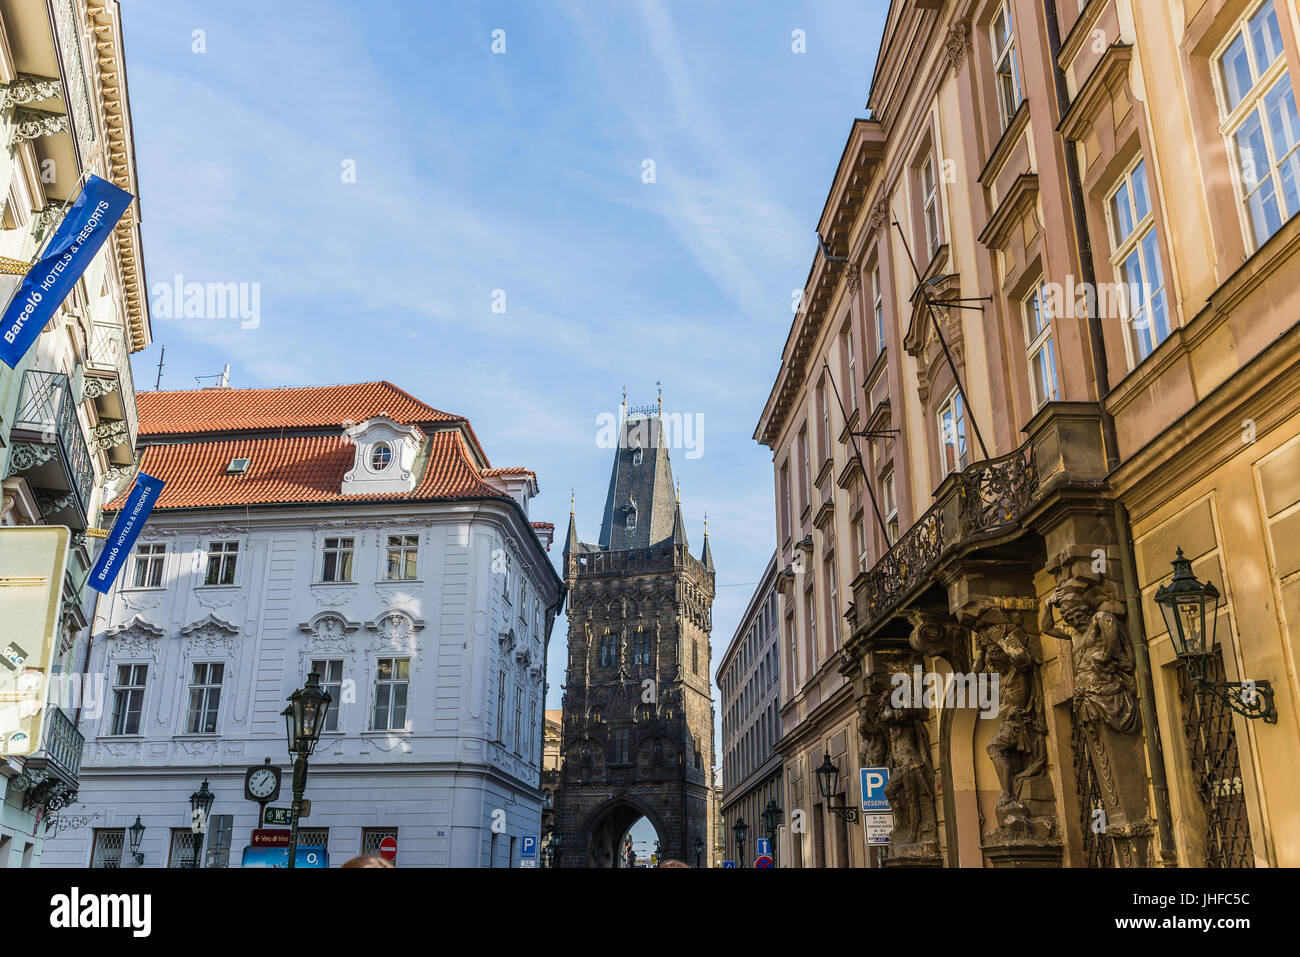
xmin=40 ymin=381 xmax=564 ymax=868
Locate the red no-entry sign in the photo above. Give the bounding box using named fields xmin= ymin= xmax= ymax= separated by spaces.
xmin=378 ymin=836 xmax=398 ymax=862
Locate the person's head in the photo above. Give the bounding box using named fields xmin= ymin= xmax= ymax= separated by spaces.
xmin=658 ymin=859 xmax=690 ymax=868
xmin=341 ymin=855 xmax=394 ymax=868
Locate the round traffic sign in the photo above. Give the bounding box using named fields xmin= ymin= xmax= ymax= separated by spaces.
xmin=378 ymin=836 xmax=397 ymax=862
xmin=754 ymin=854 xmax=774 ymax=868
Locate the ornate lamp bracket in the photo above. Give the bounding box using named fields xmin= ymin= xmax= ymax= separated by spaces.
xmin=1186 ymin=656 xmax=1277 ymax=723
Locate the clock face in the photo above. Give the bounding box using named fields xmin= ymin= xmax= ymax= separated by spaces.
xmin=248 ymin=768 xmax=277 ymax=798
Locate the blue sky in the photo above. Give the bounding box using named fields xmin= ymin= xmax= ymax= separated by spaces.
xmin=119 ymin=1 xmax=886 ymax=776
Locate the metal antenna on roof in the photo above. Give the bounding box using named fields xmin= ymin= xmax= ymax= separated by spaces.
xmin=154 ymin=345 xmax=164 ymax=391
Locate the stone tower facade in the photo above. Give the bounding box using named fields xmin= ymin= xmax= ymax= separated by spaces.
xmin=556 ymin=405 xmax=716 ymax=867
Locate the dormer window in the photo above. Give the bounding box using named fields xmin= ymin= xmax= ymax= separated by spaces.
xmin=341 ymin=417 xmax=420 ymax=496
xmin=226 ymin=458 xmax=250 ymax=474
xmin=370 ymin=442 xmax=392 ymax=471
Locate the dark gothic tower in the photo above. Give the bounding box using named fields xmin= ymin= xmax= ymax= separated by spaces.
xmin=556 ymin=400 xmax=716 ymax=867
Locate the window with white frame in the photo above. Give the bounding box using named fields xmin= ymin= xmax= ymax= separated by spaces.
xmin=853 ymin=516 xmax=868 ymax=573
xmin=385 ymin=534 xmax=419 ymax=580
xmin=186 ymin=662 xmax=223 ymax=734
xmin=780 ymin=462 xmax=792 ymax=542
xmin=1107 ymin=159 xmax=1171 ymax=363
xmin=90 ymin=829 xmax=124 ymax=868
xmin=372 ymin=657 xmax=409 ymax=731
xmin=1023 ymin=284 xmax=1059 ymax=409
xmin=321 ymin=536 xmax=354 ymax=582
xmin=203 ymin=541 xmax=238 ymax=586
xmin=826 ymin=553 xmax=839 ymax=647
xmin=799 ymin=427 xmax=811 ymax=512
xmin=844 ymin=325 xmax=857 ymax=412
xmin=872 ymin=264 xmax=885 ymax=354
xmin=991 ymin=0 xmax=1023 ymax=128
xmin=169 ymin=828 xmax=201 ymax=868
xmin=109 ymin=664 xmax=147 ymax=735
xmin=806 ymin=581 xmax=816 ymax=654
xmin=131 ymin=543 xmax=165 ymax=588
xmin=819 ymin=383 xmax=830 ymax=464
xmin=513 ymin=685 xmax=523 ymax=753
xmin=496 ymin=669 xmax=507 ymax=739
xmin=362 ymin=828 xmax=397 ymax=860
xmin=1216 ymin=0 xmax=1300 ymax=250
xmin=921 ymin=151 xmax=941 ymax=257
xmin=310 ymin=659 xmax=343 ymax=732
xmin=881 ymin=469 xmax=899 ymax=544
xmin=938 ymin=388 xmax=969 ymax=474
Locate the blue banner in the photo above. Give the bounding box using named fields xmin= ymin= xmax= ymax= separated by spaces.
xmin=88 ymin=472 xmax=164 ymax=594
xmin=240 ymin=846 xmax=329 ymax=869
xmin=0 ymin=174 xmax=134 ymax=368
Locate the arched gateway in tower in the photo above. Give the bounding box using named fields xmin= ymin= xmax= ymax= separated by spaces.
xmin=555 ymin=401 xmax=716 ymax=867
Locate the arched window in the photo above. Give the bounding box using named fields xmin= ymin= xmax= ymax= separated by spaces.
xmin=626 ymin=505 xmax=637 ymax=531
xmin=634 ymin=628 xmax=648 ymax=666
xmin=601 ymin=632 xmax=613 ymax=667
xmin=632 ymin=447 xmax=644 ymax=467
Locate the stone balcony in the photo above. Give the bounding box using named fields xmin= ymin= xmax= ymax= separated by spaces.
xmin=83 ymin=321 xmax=138 ymax=466
xmin=846 ymin=402 xmax=1110 ymax=646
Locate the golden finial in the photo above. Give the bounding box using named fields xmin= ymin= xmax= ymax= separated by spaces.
xmin=570 ymin=487 xmax=575 ymax=515
xmin=675 ymin=480 xmax=680 ymax=504
xmin=657 ymin=379 xmax=663 ymax=414
xmin=704 ymin=511 xmax=708 ymax=535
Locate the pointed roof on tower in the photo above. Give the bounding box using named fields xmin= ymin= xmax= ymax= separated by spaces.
xmin=700 ymin=513 xmax=714 ymax=570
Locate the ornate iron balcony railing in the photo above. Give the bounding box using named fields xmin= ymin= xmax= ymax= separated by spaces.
xmin=42 ymin=705 xmax=83 ymax=780
xmin=85 ymin=322 xmax=138 ymax=447
xmin=11 ymin=369 xmax=95 ymax=521
xmin=854 ymin=441 xmax=1039 ymax=634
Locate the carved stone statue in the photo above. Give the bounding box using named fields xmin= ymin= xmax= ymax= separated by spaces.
xmin=1040 ymin=577 xmax=1138 ymax=735
xmin=879 ymin=695 xmax=939 ymax=857
xmin=968 ymin=599 xmax=1055 ymax=843
xmin=856 ymin=682 xmax=889 ymax=769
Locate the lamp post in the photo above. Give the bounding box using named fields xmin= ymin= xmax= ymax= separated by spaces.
xmin=733 ymin=817 xmax=748 ymax=868
xmin=188 ymin=779 xmax=214 ymax=868
xmin=127 ymin=815 xmax=146 ymax=865
xmin=815 ymin=752 xmax=859 ymax=822
xmin=762 ymin=798 xmax=783 ymax=865
xmin=281 ymin=670 xmax=333 ymax=870
xmin=693 ymin=836 xmax=704 ymax=868
xmin=552 ymin=833 xmax=562 ymax=869
xmin=1155 ymin=548 xmax=1277 ymax=723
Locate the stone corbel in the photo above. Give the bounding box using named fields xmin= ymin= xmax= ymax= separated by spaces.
xmin=10 ymin=107 xmax=69 ymax=147
xmin=1 ymin=74 xmax=62 ymax=109
xmin=499 ymin=628 xmax=516 ymax=652
xmin=90 ymin=421 xmax=130 ymax=451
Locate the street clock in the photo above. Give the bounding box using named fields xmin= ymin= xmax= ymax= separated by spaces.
xmin=244 ymin=758 xmax=282 ymax=804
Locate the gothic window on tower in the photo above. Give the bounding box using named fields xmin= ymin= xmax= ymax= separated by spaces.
xmin=626 ymin=505 xmax=637 ymax=531
xmin=632 ymin=446 xmax=643 ymax=467
xmin=601 ymin=631 xmax=614 ymax=666
xmin=692 ymin=640 xmax=699 ymax=674
xmin=634 ymin=628 xmax=649 ymax=666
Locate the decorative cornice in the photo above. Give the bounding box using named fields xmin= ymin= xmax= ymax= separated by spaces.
xmin=105 ymin=615 xmax=166 ymax=639
xmin=180 ymin=613 xmax=241 ymax=638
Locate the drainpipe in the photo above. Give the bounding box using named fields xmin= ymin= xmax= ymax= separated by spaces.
xmin=1042 ymin=0 xmax=1176 ymax=864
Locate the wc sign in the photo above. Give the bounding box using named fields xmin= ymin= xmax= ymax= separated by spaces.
xmin=860 ymin=767 xmax=890 ymax=812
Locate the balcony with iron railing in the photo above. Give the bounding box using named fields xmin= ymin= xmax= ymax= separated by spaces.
xmin=847 ymin=403 xmax=1109 ymax=642
xmin=6 ymin=369 xmax=96 ymax=528
xmin=11 ymin=706 xmax=84 ymax=817
xmin=83 ymin=321 xmax=138 ymax=464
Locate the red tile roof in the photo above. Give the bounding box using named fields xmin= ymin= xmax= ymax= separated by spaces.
xmin=110 ymin=430 xmax=507 ymax=511
xmin=530 ymin=522 xmax=554 ymax=530
xmin=137 ymin=381 xmax=459 ymax=436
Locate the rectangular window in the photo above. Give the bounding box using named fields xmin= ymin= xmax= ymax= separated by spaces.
xmin=321 ymin=536 xmax=354 ymax=583
xmin=110 ymin=663 xmax=147 ymax=735
xmin=90 ymin=829 xmax=124 ymax=868
xmin=513 ymin=686 xmax=523 ymax=753
xmin=497 ymin=670 xmax=507 ymax=740
xmin=826 ymin=553 xmax=839 ymax=648
xmin=1108 ymin=160 xmax=1171 ymax=362
xmin=854 ymin=516 xmax=868 ymax=572
xmin=614 ymin=728 xmax=630 ymax=763
xmin=692 ymin=639 xmax=699 ymax=673
xmin=799 ymin=428 xmax=811 ymax=512
xmin=1216 ymin=1 xmax=1300 ymax=249
xmin=872 ymin=264 xmax=885 ymax=354
xmin=938 ymin=388 xmax=969 ymax=475
xmin=205 ymin=814 xmax=234 ymax=868
xmin=806 ymin=582 xmax=817 ymax=657
xmin=844 ymin=326 xmax=857 ymax=413
xmin=131 ymin=543 xmax=165 ymax=588
xmin=186 ymin=662 xmax=223 ymax=734
xmin=168 ymin=828 xmax=202 ymax=868
xmin=1023 ymin=285 xmax=1059 ymax=409
xmin=372 ymin=657 xmax=409 ymax=731
xmin=921 ymin=151 xmax=940 ymax=257
xmin=881 ymin=470 xmax=899 ymax=544
xmin=310 ymin=659 xmax=344 ymax=732
xmin=362 ymin=828 xmax=397 ymax=862
xmin=992 ymin=0 xmax=1023 ymax=128
xmin=295 ymin=827 xmax=329 ymax=851
xmin=203 ymin=541 xmax=238 ymax=586
xmin=780 ymin=462 xmax=792 ymax=542
xmin=385 ymin=534 xmax=419 ymax=580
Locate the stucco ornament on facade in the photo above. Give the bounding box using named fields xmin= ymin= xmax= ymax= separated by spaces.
xmin=945 ymin=21 xmax=971 ymax=70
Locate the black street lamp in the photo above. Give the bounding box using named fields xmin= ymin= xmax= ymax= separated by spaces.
xmin=1155 ymin=548 xmax=1277 ymax=723
xmin=282 ymin=670 xmax=333 ymax=869
xmin=762 ymin=798 xmax=783 ymax=864
xmin=552 ymin=833 xmax=562 ymax=869
xmin=815 ymin=752 xmax=859 ymax=822
xmin=127 ymin=815 xmax=146 ymax=865
xmin=188 ymin=779 xmax=214 ymax=868
xmin=693 ymin=836 xmax=704 ymax=868
xmin=733 ymin=816 xmax=748 ymax=868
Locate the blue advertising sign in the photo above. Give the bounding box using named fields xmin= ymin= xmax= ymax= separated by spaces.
xmin=240 ymin=846 xmax=329 ymax=868
xmin=861 ymin=767 xmax=890 ymax=812
xmin=87 ymin=472 xmax=164 ymax=594
xmin=0 ymin=174 xmax=134 ymax=368
xmin=521 ymin=836 xmax=537 ymax=859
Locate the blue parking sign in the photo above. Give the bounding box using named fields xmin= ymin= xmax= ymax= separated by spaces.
xmin=521 ymin=836 xmax=537 ymax=859
xmin=860 ymin=767 xmax=890 ymax=812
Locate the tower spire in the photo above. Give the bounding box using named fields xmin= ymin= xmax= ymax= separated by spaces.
xmin=701 ymin=511 xmax=714 ymax=571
